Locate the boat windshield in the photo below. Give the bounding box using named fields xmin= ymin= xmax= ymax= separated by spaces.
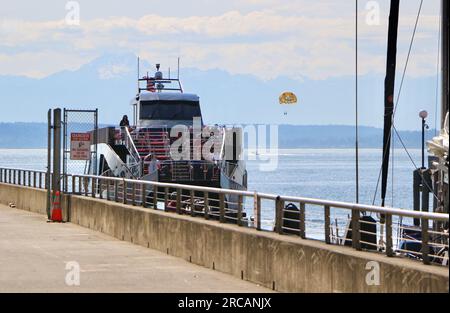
xmin=140 ymin=100 xmax=202 ymax=120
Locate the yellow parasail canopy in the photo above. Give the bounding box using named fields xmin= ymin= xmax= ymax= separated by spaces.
xmin=279 ymin=91 xmax=298 ymax=105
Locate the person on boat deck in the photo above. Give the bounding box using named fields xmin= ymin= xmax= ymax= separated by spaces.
xmin=120 ymin=115 xmax=130 ymax=128
xmin=119 ymin=115 xmax=130 ymax=143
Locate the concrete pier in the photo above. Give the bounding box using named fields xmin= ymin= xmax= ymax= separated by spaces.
xmin=0 ymin=204 xmax=271 ymax=293
xmin=0 ymin=183 xmax=448 ymax=293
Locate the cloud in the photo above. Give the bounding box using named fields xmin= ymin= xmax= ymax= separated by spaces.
xmin=0 ymin=3 xmax=441 ymax=80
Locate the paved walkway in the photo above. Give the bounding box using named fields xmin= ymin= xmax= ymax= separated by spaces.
xmin=0 ymin=204 xmax=271 ymax=292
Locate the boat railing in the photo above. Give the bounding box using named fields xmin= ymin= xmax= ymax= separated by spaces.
xmin=1 ymin=167 xmax=448 ymax=266
xmin=123 ymin=127 xmax=141 ymax=165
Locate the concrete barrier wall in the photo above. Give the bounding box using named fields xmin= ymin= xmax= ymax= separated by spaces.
xmin=1 ymin=183 xmax=448 ymax=293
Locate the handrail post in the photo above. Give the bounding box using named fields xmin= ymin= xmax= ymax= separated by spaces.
xmin=237 ymin=195 xmax=243 ymax=226
xmin=141 ymin=183 xmax=147 ymax=208
xmin=421 ymin=218 xmax=430 ymax=265
xmin=28 ymin=171 xmax=31 ymax=187
xmin=114 ymin=180 xmax=119 ymax=202
xmin=131 ymin=182 xmax=136 ymax=206
xmin=255 ymin=192 xmax=261 ymax=231
xmin=176 ymin=188 xmax=182 ymax=214
xmin=164 ymin=187 xmax=169 ymax=211
xmin=351 ymin=209 xmax=361 ymax=250
xmin=153 ymin=185 xmax=158 ymax=209
xmin=190 ymin=190 xmax=195 ymax=217
xmin=71 ymin=175 xmax=75 ymax=194
xmin=122 ymin=180 xmax=127 ymax=204
xmin=106 ymin=179 xmax=111 ymax=201
xmin=385 ymin=213 xmax=393 ymax=257
xmin=33 ymin=172 xmax=36 ymax=188
xmin=91 ymin=178 xmax=96 ymax=198
xmin=324 ymin=205 xmax=331 ymax=244
xmin=84 ymin=177 xmax=88 ymax=197
xmin=275 ymin=196 xmax=284 ymax=234
xmin=204 ymin=191 xmax=209 ymax=220
xmin=299 ymin=202 xmax=306 ymax=239
xmin=219 ymin=193 xmax=225 ymax=223
xmin=99 ymin=178 xmax=103 ymax=199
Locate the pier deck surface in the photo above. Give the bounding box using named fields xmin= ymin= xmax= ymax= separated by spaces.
xmin=0 ymin=204 xmax=271 ymax=293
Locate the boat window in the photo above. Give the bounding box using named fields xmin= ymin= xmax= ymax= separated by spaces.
xmin=140 ymin=100 xmax=202 ymax=120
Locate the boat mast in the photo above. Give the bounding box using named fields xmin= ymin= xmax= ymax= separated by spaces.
xmin=381 ymin=0 xmax=400 ymax=207
xmin=442 ymin=0 xmax=449 ymax=127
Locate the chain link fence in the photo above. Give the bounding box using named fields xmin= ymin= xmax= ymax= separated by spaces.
xmin=63 ymin=109 xmax=98 ymax=192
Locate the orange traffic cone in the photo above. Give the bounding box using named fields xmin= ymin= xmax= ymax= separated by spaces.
xmin=51 ymin=191 xmax=63 ymax=222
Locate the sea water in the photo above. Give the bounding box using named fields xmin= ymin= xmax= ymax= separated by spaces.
xmin=0 ymin=148 xmax=423 ymax=238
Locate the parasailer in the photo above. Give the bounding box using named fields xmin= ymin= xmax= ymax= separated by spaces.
xmin=279 ymin=91 xmax=298 ymax=116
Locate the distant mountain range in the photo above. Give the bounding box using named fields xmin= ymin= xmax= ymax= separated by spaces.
xmin=0 ymin=53 xmax=442 ymax=130
xmin=0 ymin=122 xmax=435 ymax=149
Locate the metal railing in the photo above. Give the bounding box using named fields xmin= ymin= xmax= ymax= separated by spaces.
xmin=0 ymin=168 xmax=50 ymax=189
xmin=1 ymin=167 xmax=448 ymax=266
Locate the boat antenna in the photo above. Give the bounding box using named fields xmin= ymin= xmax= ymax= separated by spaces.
xmin=177 ymin=57 xmax=180 ymax=80
xmin=137 ymin=56 xmax=140 ymax=92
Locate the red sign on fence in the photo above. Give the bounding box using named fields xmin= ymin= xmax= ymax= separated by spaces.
xmin=70 ymin=133 xmax=91 ymax=160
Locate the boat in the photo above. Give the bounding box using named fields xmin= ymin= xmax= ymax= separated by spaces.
xmin=91 ymin=63 xmax=248 ymax=220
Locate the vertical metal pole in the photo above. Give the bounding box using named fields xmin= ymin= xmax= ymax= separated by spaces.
xmin=52 ymin=108 xmax=62 ymax=204
xmin=299 ymin=203 xmax=306 ymax=239
xmin=46 ymin=109 xmax=52 ymax=219
xmin=421 ymin=118 xmax=425 ymax=169
xmin=352 ymin=209 xmax=361 ymax=250
xmin=219 ymin=193 xmax=225 ymax=223
xmin=355 ymin=0 xmax=360 ymax=204
xmin=275 ymin=197 xmax=284 ymax=234
xmin=153 ymin=186 xmax=158 ymax=209
xmin=131 ymin=182 xmax=136 ymax=205
xmin=204 ymin=191 xmax=209 ymax=220
xmin=237 ymin=195 xmax=243 ymax=226
xmin=255 ymin=193 xmax=261 ymax=230
xmin=325 ymin=205 xmax=331 ymax=244
xmin=164 ymin=187 xmax=169 ymax=211
xmin=190 ymin=190 xmax=195 ymax=217
xmin=442 ymin=0 xmax=449 ymax=128
xmin=141 ymin=183 xmax=146 ymax=208
xmin=421 ymin=218 xmax=430 ymax=265
xmin=385 ymin=214 xmax=393 ymax=257
xmin=176 ymin=188 xmax=181 ymax=214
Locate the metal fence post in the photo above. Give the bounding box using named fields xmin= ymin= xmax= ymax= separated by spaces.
xmin=122 ymin=180 xmax=127 ymax=204
xmin=255 ymin=193 xmax=261 ymax=231
xmin=190 ymin=190 xmax=195 ymax=217
xmin=352 ymin=209 xmax=361 ymax=250
xmin=275 ymin=197 xmax=284 ymax=234
xmin=114 ymin=180 xmax=119 ymax=202
xmin=99 ymin=178 xmax=103 ymax=199
xmin=237 ymin=195 xmax=243 ymax=226
xmin=385 ymin=214 xmax=393 ymax=257
xmin=164 ymin=187 xmax=169 ymax=211
xmin=92 ymin=178 xmax=96 ymax=198
xmin=204 ymin=191 xmax=209 ymax=220
xmin=421 ymin=218 xmax=430 ymax=265
xmin=131 ymin=182 xmax=136 ymax=205
xmin=106 ymin=179 xmax=111 ymax=201
xmin=299 ymin=202 xmax=306 ymax=239
xmin=153 ymin=185 xmax=158 ymax=209
xmin=219 ymin=193 xmax=225 ymax=223
xmin=84 ymin=177 xmax=89 ymax=197
xmin=324 ymin=205 xmax=331 ymax=244
xmin=141 ymin=183 xmax=147 ymax=208
xmin=176 ymin=188 xmax=182 ymax=214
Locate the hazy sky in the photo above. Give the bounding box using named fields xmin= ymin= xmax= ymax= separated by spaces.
xmin=0 ymin=0 xmax=442 ymax=79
